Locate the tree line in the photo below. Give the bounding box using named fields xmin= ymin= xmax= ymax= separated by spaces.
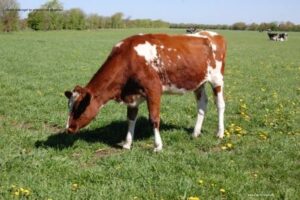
xmin=170 ymin=21 xmax=300 ymax=32
xmin=1 ymin=0 xmax=300 ymax=32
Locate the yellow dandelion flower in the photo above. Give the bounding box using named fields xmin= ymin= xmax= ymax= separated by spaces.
xmin=240 ymin=103 xmax=247 ymax=109
xmin=235 ymin=126 xmax=242 ymax=132
xmin=71 ymin=183 xmax=79 ymax=191
xmin=221 ymin=146 xmax=227 ymax=150
xmin=14 ymin=191 xmax=20 ymax=196
xmin=220 ymin=188 xmax=226 ymax=193
xmin=224 ymin=130 xmax=230 ymax=136
xmin=226 ymin=143 xmax=233 ymax=148
xmin=24 ymin=189 xmax=30 ymax=195
xmin=198 ymin=179 xmax=204 ymax=185
xmin=188 ymin=196 xmax=200 ymax=200
xmin=259 ymin=134 xmax=268 ymax=140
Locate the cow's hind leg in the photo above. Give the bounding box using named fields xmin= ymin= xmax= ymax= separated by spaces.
xmin=122 ymin=107 xmax=139 ymax=149
xmin=209 ymin=61 xmax=225 ymax=138
xmin=214 ymin=86 xmax=225 ymax=138
xmin=211 ymin=84 xmax=225 ymax=138
xmin=193 ymin=85 xmax=208 ymax=138
xmin=147 ymin=95 xmax=162 ymax=152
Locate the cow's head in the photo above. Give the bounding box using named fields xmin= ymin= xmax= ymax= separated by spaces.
xmin=64 ymin=85 xmax=99 ymax=133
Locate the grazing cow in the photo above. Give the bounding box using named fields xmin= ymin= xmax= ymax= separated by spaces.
xmin=65 ymin=31 xmax=226 ymax=152
xmin=267 ymin=32 xmax=288 ymax=41
xmin=278 ymin=33 xmax=288 ymax=41
xmin=268 ymin=32 xmax=279 ymax=41
xmin=186 ymin=27 xmax=197 ymax=34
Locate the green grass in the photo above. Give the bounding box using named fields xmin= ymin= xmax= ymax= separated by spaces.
xmin=0 ymin=29 xmax=299 ymax=199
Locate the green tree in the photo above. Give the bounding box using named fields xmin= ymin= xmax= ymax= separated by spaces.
xmin=86 ymin=14 xmax=100 ymax=29
xmin=269 ymin=22 xmax=278 ymax=31
xmin=111 ymin=12 xmax=124 ymax=28
xmin=0 ymin=0 xmax=19 ymax=32
xmin=232 ymin=22 xmax=247 ymax=30
xmin=27 ymin=0 xmax=63 ymax=30
xmin=41 ymin=0 xmax=64 ymax=30
xmin=63 ymin=8 xmax=85 ymax=30
xmin=248 ymin=23 xmax=259 ymax=31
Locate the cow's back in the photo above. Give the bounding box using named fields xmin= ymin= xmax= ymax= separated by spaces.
xmin=115 ymin=32 xmax=225 ymax=93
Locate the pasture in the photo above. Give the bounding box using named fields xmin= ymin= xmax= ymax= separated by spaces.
xmin=0 ymin=29 xmax=299 ymax=199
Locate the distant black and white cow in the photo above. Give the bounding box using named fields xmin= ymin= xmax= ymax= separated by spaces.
xmin=186 ymin=27 xmax=197 ymax=34
xmin=278 ymin=33 xmax=288 ymax=41
xmin=267 ymin=32 xmax=288 ymax=41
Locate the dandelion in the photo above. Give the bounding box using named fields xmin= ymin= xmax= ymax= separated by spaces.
xmin=23 ymin=189 xmax=30 ymax=196
xmin=240 ymin=103 xmax=247 ymax=109
xmin=10 ymin=185 xmax=31 ymax=197
xmin=226 ymin=143 xmax=233 ymax=148
xmin=14 ymin=191 xmax=20 ymax=196
xmin=71 ymin=183 xmax=79 ymax=191
xmin=188 ymin=197 xmax=200 ymax=200
xmin=224 ymin=130 xmax=231 ymax=138
xmin=259 ymin=133 xmax=268 ymax=140
xmin=220 ymin=188 xmax=226 ymax=193
xmin=235 ymin=126 xmax=242 ymax=132
xmin=221 ymin=146 xmax=227 ymax=150
xmin=198 ymin=179 xmax=204 ymax=185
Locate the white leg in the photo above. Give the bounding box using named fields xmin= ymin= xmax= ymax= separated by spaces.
xmin=153 ymin=128 xmax=163 ymax=152
xmin=213 ymin=86 xmax=225 ymax=138
xmin=122 ymin=118 xmax=137 ymax=149
xmin=208 ymin=59 xmax=225 ymax=138
xmin=193 ymin=86 xmax=208 ymax=138
xmin=122 ymin=107 xmax=138 ymax=149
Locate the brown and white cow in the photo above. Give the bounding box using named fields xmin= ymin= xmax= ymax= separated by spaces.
xmin=65 ymin=31 xmax=226 ymax=152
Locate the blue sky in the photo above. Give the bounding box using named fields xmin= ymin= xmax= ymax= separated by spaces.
xmin=19 ymin=0 xmax=300 ymax=24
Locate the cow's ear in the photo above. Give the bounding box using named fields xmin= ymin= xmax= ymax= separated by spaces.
xmin=74 ymin=85 xmax=84 ymax=93
xmin=65 ymin=91 xmax=72 ymax=99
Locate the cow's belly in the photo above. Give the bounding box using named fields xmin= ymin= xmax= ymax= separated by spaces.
xmin=162 ymin=79 xmax=207 ymax=94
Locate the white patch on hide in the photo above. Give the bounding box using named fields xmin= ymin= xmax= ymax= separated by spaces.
xmin=211 ymin=43 xmax=217 ymax=51
xmin=207 ymin=60 xmax=223 ymax=87
xmin=134 ymin=41 xmax=158 ymax=70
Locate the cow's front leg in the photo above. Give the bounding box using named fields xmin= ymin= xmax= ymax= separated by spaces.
xmin=122 ymin=107 xmax=138 ymax=149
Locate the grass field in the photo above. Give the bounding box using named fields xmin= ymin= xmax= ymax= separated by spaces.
xmin=0 ymin=29 xmax=299 ymax=199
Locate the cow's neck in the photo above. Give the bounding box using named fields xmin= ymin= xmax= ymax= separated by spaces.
xmin=86 ymin=58 xmax=127 ymax=107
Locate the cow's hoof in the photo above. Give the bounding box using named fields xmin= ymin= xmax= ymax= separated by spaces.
xmin=122 ymin=143 xmax=131 ymax=150
xmin=192 ymin=132 xmax=201 ymax=138
xmin=216 ymin=130 xmax=224 ymax=139
xmin=153 ymin=145 xmax=163 ymax=152
xmin=118 ymin=141 xmax=132 ymax=150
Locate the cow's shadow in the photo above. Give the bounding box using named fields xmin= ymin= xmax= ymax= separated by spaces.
xmin=35 ymin=117 xmax=193 ymax=150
